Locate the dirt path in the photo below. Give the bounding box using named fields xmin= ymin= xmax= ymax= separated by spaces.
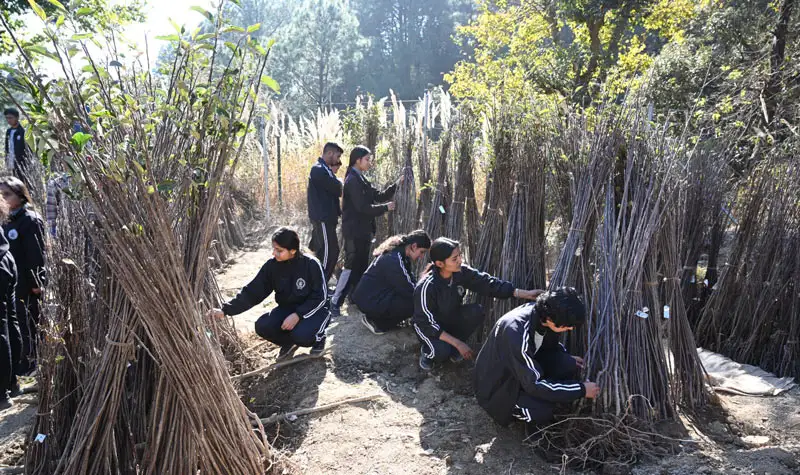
xmin=224 ymin=238 xmax=800 ymax=475
xmin=0 ymin=237 xmax=797 ymax=473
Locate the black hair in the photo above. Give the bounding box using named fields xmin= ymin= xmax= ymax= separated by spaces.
xmin=373 ymin=229 xmax=432 ymax=256
xmin=3 ymin=108 xmax=20 ymax=118
xmin=429 ymin=237 xmax=459 ymax=264
xmin=0 ymin=176 xmax=33 ymax=207
xmin=323 ymin=142 xmax=343 ymax=155
xmin=271 ymin=226 xmax=301 ymax=254
xmin=347 ymin=145 xmax=371 ymax=173
xmin=535 ymin=287 xmax=586 ymax=328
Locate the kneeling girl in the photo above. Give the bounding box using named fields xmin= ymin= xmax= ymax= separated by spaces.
xmin=210 ymin=227 xmax=330 ymax=360
xmin=352 ymin=229 xmax=431 ymax=335
xmin=413 ymin=237 xmax=542 ymax=371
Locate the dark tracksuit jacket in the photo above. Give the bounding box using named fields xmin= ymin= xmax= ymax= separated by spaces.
xmin=351 ymin=248 xmax=415 ymax=320
xmin=5 ymin=126 xmax=28 ymax=179
xmin=474 ymin=303 xmax=586 ymax=426
xmin=0 ymin=229 xmax=18 ymax=394
xmin=341 ymin=168 xmax=396 ymax=240
xmin=333 ymin=169 xmax=397 ymax=306
xmin=307 ymin=158 xmax=342 ymax=280
xmin=222 ymin=254 xmax=329 ymax=320
xmin=3 ymin=206 xmax=45 ymax=373
xmin=412 ymin=266 xmax=514 ymax=355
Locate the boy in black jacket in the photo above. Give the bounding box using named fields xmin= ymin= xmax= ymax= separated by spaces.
xmin=307 ymin=142 xmax=344 ymax=282
xmin=474 ymin=287 xmax=600 ymax=430
xmin=4 ymin=108 xmax=29 ymax=185
xmin=331 ymin=145 xmax=397 ymax=316
xmin=412 ymin=238 xmax=541 ymax=371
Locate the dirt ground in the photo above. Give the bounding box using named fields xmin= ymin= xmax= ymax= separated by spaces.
xmin=222 ymin=237 xmax=800 ymax=475
xmin=1 ymin=234 xmax=798 ymax=474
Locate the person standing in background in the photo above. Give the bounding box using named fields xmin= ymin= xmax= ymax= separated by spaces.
xmin=4 ymin=108 xmax=29 ymax=186
xmin=0 ymin=177 xmax=45 ymax=375
xmin=307 ymin=142 xmax=344 ymax=284
xmin=330 ymin=145 xmax=398 ymax=318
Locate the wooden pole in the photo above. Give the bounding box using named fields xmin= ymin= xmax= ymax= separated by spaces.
xmin=276 ymin=113 xmax=283 ymax=211
xmin=258 ymin=116 xmax=271 ymax=221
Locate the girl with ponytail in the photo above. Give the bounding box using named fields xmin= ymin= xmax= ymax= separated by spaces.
xmin=351 ymin=230 xmax=431 ymax=334
xmin=331 ymin=145 xmax=399 ymax=317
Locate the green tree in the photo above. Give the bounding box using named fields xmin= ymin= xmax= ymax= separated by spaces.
xmin=268 ymin=0 xmax=367 ymax=109
xmin=350 ymin=0 xmax=473 ymax=99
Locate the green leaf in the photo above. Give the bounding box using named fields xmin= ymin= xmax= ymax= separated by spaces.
xmin=75 ymin=7 xmax=93 ymax=16
xmin=70 ymin=131 xmax=92 ymax=150
xmin=222 ymin=25 xmax=245 ymax=34
xmin=25 ymin=45 xmax=59 ymax=61
xmin=56 ymin=14 xmax=65 ymax=27
xmin=27 ymin=0 xmax=47 ymax=20
xmin=157 ymin=180 xmax=176 ymax=192
xmin=224 ymin=41 xmax=239 ymax=52
xmin=247 ymin=23 xmax=261 ymax=33
xmin=46 ymin=0 xmax=66 ymax=10
xmin=195 ymin=33 xmax=214 ymax=41
xmin=266 ymin=38 xmax=275 ymax=49
xmin=156 ymin=34 xmax=181 ymax=41
xmin=71 ymin=33 xmax=93 ymax=40
xmin=260 ymin=75 xmax=279 ymax=93
xmin=190 ymin=6 xmax=213 ymax=21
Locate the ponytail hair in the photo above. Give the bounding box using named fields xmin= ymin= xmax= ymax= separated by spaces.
xmin=373 ymin=229 xmax=432 ymax=257
xmin=347 ymin=145 xmax=371 ymax=174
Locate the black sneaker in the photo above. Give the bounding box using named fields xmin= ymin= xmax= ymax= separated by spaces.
xmin=419 ymin=348 xmax=433 ymax=371
xmin=310 ymin=338 xmax=326 ymax=357
xmin=0 ymin=397 xmax=13 ymax=411
xmin=276 ymin=344 xmax=298 ymax=361
xmin=449 ymin=353 xmax=464 ymax=364
xmin=361 ymin=316 xmax=386 ymax=335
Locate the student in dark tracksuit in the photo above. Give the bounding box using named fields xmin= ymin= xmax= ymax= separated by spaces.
xmin=474 ymin=287 xmax=600 ymax=430
xmin=412 ymin=238 xmax=542 ymax=371
xmin=352 ymin=230 xmax=431 ymax=335
xmin=307 ymin=142 xmax=344 ymax=283
xmin=0 ymin=225 xmax=18 ymax=410
xmin=331 ymin=145 xmax=397 ymax=316
xmin=4 ymin=108 xmax=30 ymax=185
xmin=210 ymin=227 xmax=330 ymax=360
xmin=0 ymin=177 xmax=45 ymax=376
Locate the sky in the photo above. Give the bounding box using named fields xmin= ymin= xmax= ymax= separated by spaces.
xmin=5 ymin=0 xmax=215 ymax=74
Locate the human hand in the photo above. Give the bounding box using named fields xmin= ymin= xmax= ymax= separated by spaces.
xmin=281 ymin=313 xmax=300 ymax=331
xmin=572 ymin=355 xmax=585 ymax=369
xmin=515 ymin=289 xmax=544 ymax=300
xmin=207 ymin=308 xmax=225 ymax=320
xmin=456 ymin=341 xmax=474 ymax=360
xmin=387 ymin=201 xmax=396 ymax=211
xmin=583 ymin=381 xmax=600 ymax=399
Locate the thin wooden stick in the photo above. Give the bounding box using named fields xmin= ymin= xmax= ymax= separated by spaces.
xmin=231 ymin=347 xmax=332 ymax=382
xmin=259 ymin=394 xmax=384 ymax=425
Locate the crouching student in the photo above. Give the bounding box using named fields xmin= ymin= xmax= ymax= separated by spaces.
xmin=209 ymin=227 xmax=330 ymax=360
xmin=474 ymin=287 xmax=600 ymax=433
xmin=412 ymin=237 xmax=542 ymax=371
xmin=352 ymin=230 xmax=431 ymax=335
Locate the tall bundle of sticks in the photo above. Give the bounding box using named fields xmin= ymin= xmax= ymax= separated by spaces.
xmin=519 ymin=130 xmax=547 ymax=290
xmin=3 ymin=2 xmax=283 ymax=472
xmin=444 ymin=120 xmax=477 ymax=247
xmin=538 ymin=101 xmax=709 ymax=468
xmin=424 ymin=132 xmax=453 ymax=240
xmin=695 ymin=161 xmax=800 ymax=379
xmin=391 ymin=128 xmax=417 ymax=235
xmin=490 ymin=182 xmax=529 ymax=328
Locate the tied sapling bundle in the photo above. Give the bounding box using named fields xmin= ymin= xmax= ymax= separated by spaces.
xmin=2 ymin=1 xmax=285 ymax=473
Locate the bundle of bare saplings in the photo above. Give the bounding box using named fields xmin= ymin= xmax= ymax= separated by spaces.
xmin=1 ymin=1 xmax=290 ymax=473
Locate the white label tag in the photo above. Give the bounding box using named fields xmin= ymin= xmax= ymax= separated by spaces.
xmin=635 ymin=308 xmax=649 ymax=319
xmin=35 ymin=433 xmax=47 ymax=443
xmin=663 ymin=305 xmax=670 ymax=319
xmin=438 ymin=205 xmax=446 ymax=214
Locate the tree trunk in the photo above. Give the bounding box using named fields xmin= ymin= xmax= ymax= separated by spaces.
xmin=764 ymin=0 xmax=796 ymax=125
